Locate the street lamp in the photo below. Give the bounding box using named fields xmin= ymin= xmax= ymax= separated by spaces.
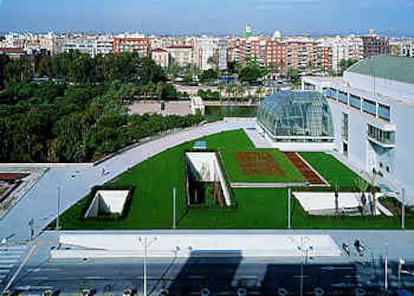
xmin=398 ymin=257 xmax=405 ymax=288
xmin=297 ymin=236 xmax=313 ymax=296
xmin=138 ymin=236 xmax=157 ymax=296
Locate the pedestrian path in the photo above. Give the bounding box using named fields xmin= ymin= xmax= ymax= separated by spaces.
xmin=0 ymin=244 xmax=28 ymax=290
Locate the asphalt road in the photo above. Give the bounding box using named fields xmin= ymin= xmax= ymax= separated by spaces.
xmin=9 ymin=255 xmax=414 ymax=296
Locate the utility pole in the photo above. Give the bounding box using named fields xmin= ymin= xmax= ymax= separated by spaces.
xmin=138 ymin=237 xmax=157 ymax=296
xmin=172 ymin=187 xmax=176 ymax=229
xmin=384 ymin=242 xmax=388 ymax=292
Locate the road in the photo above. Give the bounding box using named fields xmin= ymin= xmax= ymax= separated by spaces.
xmin=0 ymin=120 xmax=255 ymax=243
xmin=9 ymin=254 xmax=414 ymax=295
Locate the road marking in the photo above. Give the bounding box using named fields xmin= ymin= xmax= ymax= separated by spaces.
xmin=0 ymin=260 xmax=17 ymax=264
xmin=85 ymin=276 xmax=104 ymax=280
xmin=0 ymin=264 xmax=14 ymax=269
xmin=0 ymin=269 xmax=10 ymax=273
xmin=0 ymin=255 xmax=22 ymax=259
xmin=32 ymin=277 xmax=49 ymax=280
xmin=238 ymin=275 xmax=259 ymax=279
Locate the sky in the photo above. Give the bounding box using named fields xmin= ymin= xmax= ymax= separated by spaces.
xmin=0 ymin=0 xmax=414 ymax=36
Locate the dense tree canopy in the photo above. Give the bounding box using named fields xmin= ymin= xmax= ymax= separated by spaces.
xmin=0 ymin=51 xmax=202 ymax=163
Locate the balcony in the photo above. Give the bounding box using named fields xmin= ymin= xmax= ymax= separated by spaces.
xmin=367 ymin=124 xmax=396 ymax=148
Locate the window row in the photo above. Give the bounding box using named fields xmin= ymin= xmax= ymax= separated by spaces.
xmin=323 ymin=88 xmax=391 ymax=121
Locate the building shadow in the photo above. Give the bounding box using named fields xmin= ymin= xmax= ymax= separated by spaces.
xmin=261 ymin=262 xmax=361 ymax=295
xmin=165 ymin=250 xmax=242 ymax=296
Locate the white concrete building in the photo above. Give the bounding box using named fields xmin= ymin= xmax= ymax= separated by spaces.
xmin=96 ymin=34 xmax=114 ymax=55
xmin=54 ymin=34 xmax=99 ymax=57
xmin=194 ymin=37 xmax=218 ymax=70
xmin=151 ymin=48 xmax=170 ymax=68
xmin=390 ymin=38 xmax=414 ymax=57
xmin=166 ymin=45 xmax=194 ymax=67
xmin=302 ymin=56 xmax=414 ymax=203
xmin=316 ymin=35 xmax=364 ymax=73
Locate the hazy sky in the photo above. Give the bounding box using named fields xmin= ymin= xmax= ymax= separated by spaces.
xmin=0 ymin=0 xmax=413 ymax=36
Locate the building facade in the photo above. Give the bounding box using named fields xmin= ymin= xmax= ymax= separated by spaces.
xmin=113 ymin=37 xmax=150 ymax=57
xmin=302 ymin=56 xmax=414 ymax=204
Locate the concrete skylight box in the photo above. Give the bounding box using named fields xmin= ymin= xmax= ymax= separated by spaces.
xmin=84 ymin=190 xmax=131 ymax=219
xmin=185 ymin=151 xmax=232 ymax=207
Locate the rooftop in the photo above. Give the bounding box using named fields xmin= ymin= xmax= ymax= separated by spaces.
xmin=347 ymin=55 xmax=414 ymax=85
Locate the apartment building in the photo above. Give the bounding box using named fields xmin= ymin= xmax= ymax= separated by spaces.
xmin=166 ymin=45 xmax=194 ymax=67
xmin=113 ymin=37 xmax=150 ymax=57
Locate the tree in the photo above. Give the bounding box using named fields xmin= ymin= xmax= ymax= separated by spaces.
xmin=207 ymin=56 xmax=216 ymax=70
xmin=167 ymin=60 xmax=180 ymax=82
xmin=339 ymin=59 xmax=357 ymax=74
xmin=355 ymin=178 xmax=369 ymax=216
xmin=238 ymin=65 xmax=261 ymax=84
xmin=255 ymin=86 xmax=265 ymax=99
xmin=200 ymin=69 xmax=218 ymax=83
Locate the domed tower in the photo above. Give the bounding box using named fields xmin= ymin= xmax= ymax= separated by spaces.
xmin=272 ymin=30 xmax=282 ymax=40
xmin=244 ymin=23 xmax=253 ymax=38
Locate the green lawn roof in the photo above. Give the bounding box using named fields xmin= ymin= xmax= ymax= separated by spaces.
xmin=347 ymin=55 xmax=414 ymax=85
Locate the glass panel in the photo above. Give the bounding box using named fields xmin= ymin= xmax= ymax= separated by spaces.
xmin=338 ymin=91 xmax=348 ymax=104
xmin=367 ymin=124 xmax=395 ymax=145
xmin=349 ymin=95 xmax=361 ymax=109
xmin=257 ymin=91 xmax=334 ymax=142
xmin=378 ymin=104 xmax=391 ymax=121
xmin=363 ymin=99 xmax=376 ymax=115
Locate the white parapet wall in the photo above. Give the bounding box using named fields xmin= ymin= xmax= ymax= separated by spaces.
xmin=185 ymin=152 xmax=231 ymax=206
xmin=84 ymin=190 xmax=129 ymax=218
xmin=55 ymin=232 xmax=341 ymax=258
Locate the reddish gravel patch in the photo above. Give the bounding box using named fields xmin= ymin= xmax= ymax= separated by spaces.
xmin=0 ymin=173 xmax=21 ymax=181
xmin=284 ymin=152 xmax=326 ymax=185
xmin=234 ymin=152 xmax=284 ymax=176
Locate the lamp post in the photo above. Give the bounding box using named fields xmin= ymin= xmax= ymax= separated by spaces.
xmin=384 ymin=242 xmax=388 ymax=292
xmin=297 ymin=237 xmax=313 ymax=296
xmin=398 ymin=257 xmax=405 ymax=288
xmin=138 ymin=236 xmax=157 ymax=296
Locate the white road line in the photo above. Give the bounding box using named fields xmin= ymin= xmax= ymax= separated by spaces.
xmin=0 ymin=264 xmax=14 ymax=269
xmin=0 ymin=260 xmax=16 ymax=264
xmin=0 ymin=254 xmax=22 ymax=260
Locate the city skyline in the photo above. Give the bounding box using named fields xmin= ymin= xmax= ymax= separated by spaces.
xmin=0 ymin=0 xmax=414 ymax=36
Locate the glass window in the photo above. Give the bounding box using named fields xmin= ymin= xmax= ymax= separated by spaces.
xmin=378 ymin=104 xmax=391 ymax=121
xmin=349 ymin=95 xmax=361 ymax=109
xmin=338 ymin=91 xmax=348 ymax=104
xmin=363 ymin=99 xmax=376 ymax=116
xmin=367 ymin=124 xmax=395 ymax=145
xmin=342 ymin=113 xmax=349 ymax=141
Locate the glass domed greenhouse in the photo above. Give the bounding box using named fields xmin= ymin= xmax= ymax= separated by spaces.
xmin=257 ymin=91 xmax=334 ymax=143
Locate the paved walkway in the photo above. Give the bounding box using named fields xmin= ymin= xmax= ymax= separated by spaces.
xmin=0 ymin=120 xmax=255 ymax=243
